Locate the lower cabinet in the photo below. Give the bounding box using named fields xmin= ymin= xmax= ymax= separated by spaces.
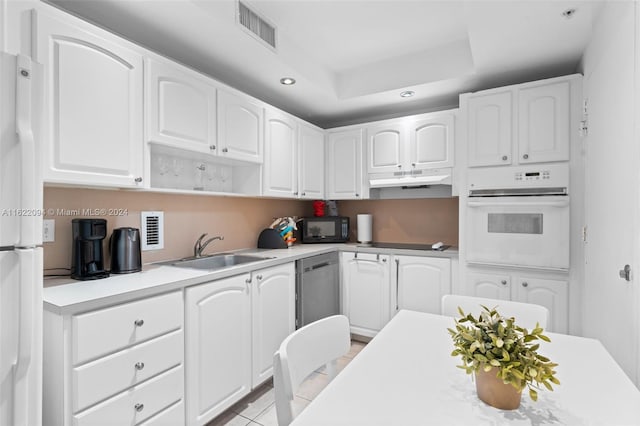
xmin=43 ymin=291 xmax=185 ymax=426
xmin=466 ymin=270 xmax=569 ymax=333
xmin=341 ymin=252 xmax=391 ymax=337
xmin=393 ymin=255 xmax=451 ymax=315
xmin=185 ymin=262 xmax=295 ymax=425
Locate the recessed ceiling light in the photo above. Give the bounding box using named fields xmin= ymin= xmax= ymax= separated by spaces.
xmin=562 ymin=8 xmax=576 ymax=19
xmin=280 ymin=77 xmax=296 ymax=85
xmin=400 ymin=90 xmax=415 ymax=98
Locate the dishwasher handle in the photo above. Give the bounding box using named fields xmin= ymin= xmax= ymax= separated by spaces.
xmin=303 ymin=261 xmax=337 ymax=272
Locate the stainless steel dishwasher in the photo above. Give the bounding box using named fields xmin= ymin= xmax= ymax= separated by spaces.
xmin=296 ymin=252 xmax=340 ymax=328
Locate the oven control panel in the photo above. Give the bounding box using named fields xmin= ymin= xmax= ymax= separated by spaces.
xmin=468 ymin=163 xmax=569 ymax=193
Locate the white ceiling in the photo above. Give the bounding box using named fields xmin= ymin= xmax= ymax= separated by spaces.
xmin=48 ymin=0 xmax=599 ymax=128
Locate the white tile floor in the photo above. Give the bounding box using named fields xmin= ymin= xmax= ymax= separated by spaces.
xmin=206 ymin=340 xmax=367 ymax=426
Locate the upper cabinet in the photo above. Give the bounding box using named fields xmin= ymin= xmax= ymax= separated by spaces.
xmin=366 ymin=111 xmax=455 ymax=174
xmin=263 ymin=109 xmax=297 ymax=197
xmin=465 ymin=77 xmax=575 ymax=167
xmin=145 ymin=57 xmax=216 ymax=154
xmin=326 ymin=128 xmax=364 ymax=199
xmin=36 ymin=11 xmax=144 ymax=188
xmin=298 ymin=123 xmax=325 ymax=199
xmin=217 ymin=90 xmax=263 ymax=163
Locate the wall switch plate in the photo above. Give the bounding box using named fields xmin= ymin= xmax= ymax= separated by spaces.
xmin=43 ymin=219 xmax=55 ymax=242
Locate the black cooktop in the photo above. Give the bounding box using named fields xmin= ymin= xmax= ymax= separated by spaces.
xmin=358 ymin=242 xmax=450 ymax=251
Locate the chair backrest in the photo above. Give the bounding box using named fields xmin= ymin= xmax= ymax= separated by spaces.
xmin=273 ymin=315 xmax=351 ymax=426
xmin=441 ymin=294 xmax=549 ymax=330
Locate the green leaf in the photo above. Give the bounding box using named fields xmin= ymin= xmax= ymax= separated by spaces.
xmin=529 ymin=388 xmax=538 ymax=401
xmin=538 ymin=334 xmax=551 ymax=342
xmin=489 ymin=359 xmax=501 ymax=367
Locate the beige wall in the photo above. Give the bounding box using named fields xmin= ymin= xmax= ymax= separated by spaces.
xmin=44 ymin=188 xmax=459 ymax=270
xmin=338 ymin=198 xmax=459 ymax=246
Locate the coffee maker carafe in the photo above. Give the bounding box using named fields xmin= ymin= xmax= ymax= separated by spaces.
xmin=71 ymin=218 xmax=110 ymax=280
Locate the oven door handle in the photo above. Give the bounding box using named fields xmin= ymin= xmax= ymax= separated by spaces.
xmin=467 ymin=199 xmax=570 ymax=208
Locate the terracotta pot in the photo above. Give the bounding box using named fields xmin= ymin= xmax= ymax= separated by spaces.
xmin=475 ymin=367 xmax=522 ymax=410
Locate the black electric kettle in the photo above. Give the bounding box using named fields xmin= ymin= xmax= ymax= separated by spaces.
xmin=110 ymin=227 xmax=142 ymax=274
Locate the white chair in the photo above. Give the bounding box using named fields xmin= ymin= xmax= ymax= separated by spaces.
xmin=441 ymin=294 xmax=550 ymax=330
xmin=273 ymin=315 xmax=351 ymax=426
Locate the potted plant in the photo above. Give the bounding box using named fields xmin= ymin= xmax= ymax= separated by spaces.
xmin=448 ymin=305 xmax=560 ymax=410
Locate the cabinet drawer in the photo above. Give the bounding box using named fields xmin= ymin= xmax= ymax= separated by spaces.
xmin=74 ymin=365 xmax=183 ymax=426
xmin=73 ymin=330 xmax=183 ymax=412
xmin=138 ymin=400 xmax=184 ymax=426
xmin=72 ymin=291 xmax=183 ymax=365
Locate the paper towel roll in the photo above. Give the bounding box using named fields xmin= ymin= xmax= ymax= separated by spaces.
xmin=357 ymin=214 xmax=373 ymax=243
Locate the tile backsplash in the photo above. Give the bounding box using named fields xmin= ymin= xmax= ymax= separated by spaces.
xmin=43 ymin=187 xmax=459 ymax=273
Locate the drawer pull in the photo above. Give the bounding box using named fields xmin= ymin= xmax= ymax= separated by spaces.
xmin=134 ymin=403 xmax=144 ymax=412
xmin=135 ymin=362 xmax=145 ymax=371
xmin=134 ymin=319 xmax=144 ymax=327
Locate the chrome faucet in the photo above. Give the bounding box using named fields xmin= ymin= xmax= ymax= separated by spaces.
xmin=194 ymin=233 xmax=224 ymax=258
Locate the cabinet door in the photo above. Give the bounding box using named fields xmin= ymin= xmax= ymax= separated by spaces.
xmin=341 ymin=252 xmax=390 ymax=337
xmin=185 ymin=274 xmax=251 ymax=426
xmin=410 ymin=114 xmax=454 ymax=170
xmin=217 ymin=90 xmax=263 ymax=162
xmin=366 ymin=122 xmax=405 ymax=173
xmin=513 ymin=276 xmax=568 ymax=333
xmin=251 ymin=263 xmax=295 ymax=387
xmin=298 ymin=123 xmax=325 ymax=199
xmin=518 ymin=81 xmax=570 ymax=164
xmin=36 ymin=12 xmax=144 ymax=188
xmin=326 ymin=129 xmax=363 ymax=199
xmin=394 ymin=256 xmax=451 ymax=315
xmin=466 ymin=272 xmax=511 ymax=300
xmin=263 ymin=109 xmax=297 ymax=197
xmin=146 ymin=57 xmax=216 ymax=153
xmin=467 ymin=91 xmax=513 ymax=167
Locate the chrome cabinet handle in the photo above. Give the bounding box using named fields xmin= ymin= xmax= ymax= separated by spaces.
xmin=411 ymin=163 xmax=416 ymax=167
xmin=293 ymin=192 xmax=298 ymax=196
xmin=135 ymin=362 xmax=145 ymax=371
xmin=500 ymin=280 xmax=507 ymax=286
xmin=222 ymin=147 xmax=228 ymax=153
xmin=134 ymin=403 xmax=144 ymax=412
xmin=397 ymin=164 xmax=402 ymax=168
xmin=619 ymin=264 xmax=632 ymax=281
xmin=395 ymin=259 xmax=400 ymax=311
xmin=522 ymin=154 xmax=529 ymax=160
xmin=502 ymin=155 xmax=508 ymax=161
xmin=355 ymin=193 xmax=360 ymax=197
xmin=245 ymin=278 xmax=252 ymax=284
xmin=210 ymin=145 xmax=216 ymax=150
xmin=134 ymin=319 xmax=144 ymax=327
xmin=522 ymin=282 xmax=528 ymax=287
xmin=301 ymin=192 xmax=306 ymax=196
xmin=134 ymin=177 xmax=142 ymax=183
xmin=256 ymin=275 xmax=263 ymax=280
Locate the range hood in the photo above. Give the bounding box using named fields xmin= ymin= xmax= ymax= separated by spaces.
xmin=369 ymin=168 xmax=453 ymax=188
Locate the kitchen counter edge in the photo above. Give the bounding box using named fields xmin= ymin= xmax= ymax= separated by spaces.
xmin=43 ymin=244 xmax=458 ymax=315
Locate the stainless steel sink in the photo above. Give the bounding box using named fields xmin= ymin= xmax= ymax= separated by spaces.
xmin=160 ymin=253 xmax=273 ymax=270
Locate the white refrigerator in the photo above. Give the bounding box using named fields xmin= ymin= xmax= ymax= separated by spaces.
xmin=0 ymin=51 xmax=44 ymax=426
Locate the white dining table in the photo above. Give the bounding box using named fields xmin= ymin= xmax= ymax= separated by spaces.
xmin=291 ymin=310 xmax=640 ymax=426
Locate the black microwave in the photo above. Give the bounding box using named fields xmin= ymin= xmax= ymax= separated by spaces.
xmin=300 ymin=217 xmax=350 ymax=243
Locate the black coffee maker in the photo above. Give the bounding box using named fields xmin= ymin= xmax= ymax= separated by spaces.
xmin=71 ymin=218 xmax=110 ymax=280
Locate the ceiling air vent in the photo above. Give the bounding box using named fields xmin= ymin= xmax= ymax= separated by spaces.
xmin=141 ymin=211 xmax=164 ymax=251
xmin=238 ymin=1 xmax=277 ymax=50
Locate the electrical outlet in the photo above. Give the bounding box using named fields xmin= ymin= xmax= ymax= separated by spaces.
xmin=43 ymin=219 xmax=55 ymax=242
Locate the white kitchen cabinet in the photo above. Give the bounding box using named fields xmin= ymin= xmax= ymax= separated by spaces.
xmin=217 ymin=89 xmax=263 ymax=163
xmin=366 ymin=122 xmax=405 ymax=173
xmin=393 ymin=255 xmax=451 ymax=315
xmin=326 ymin=128 xmax=364 ymax=199
xmin=185 ymin=262 xmax=295 ymax=425
xmin=465 ymin=270 xmax=568 ymax=333
xmin=518 ymin=81 xmax=570 ymax=164
xmin=251 ymin=263 xmax=295 ymax=387
xmin=366 ymin=112 xmax=455 ymax=174
xmin=341 ymin=252 xmax=391 ymax=337
xmin=466 ymin=77 xmax=574 ymax=167
xmin=410 ymin=113 xmax=455 ymax=170
xmin=185 ymin=273 xmax=252 ymax=425
xmin=466 ymin=91 xmax=513 ymax=167
xmin=145 ymin=57 xmax=216 ymax=153
xmin=298 ymin=123 xmax=325 ymax=199
xmin=513 ymin=275 xmax=569 ymax=334
xmin=263 ymin=109 xmax=298 ymax=197
xmin=43 ymin=292 xmax=185 ymax=426
xmin=36 ymin=11 xmax=144 ymax=188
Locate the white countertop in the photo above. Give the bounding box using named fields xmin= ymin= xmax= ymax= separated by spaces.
xmin=43 ymin=243 xmax=458 ymax=315
xmin=291 ymin=310 xmax=640 ymax=426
